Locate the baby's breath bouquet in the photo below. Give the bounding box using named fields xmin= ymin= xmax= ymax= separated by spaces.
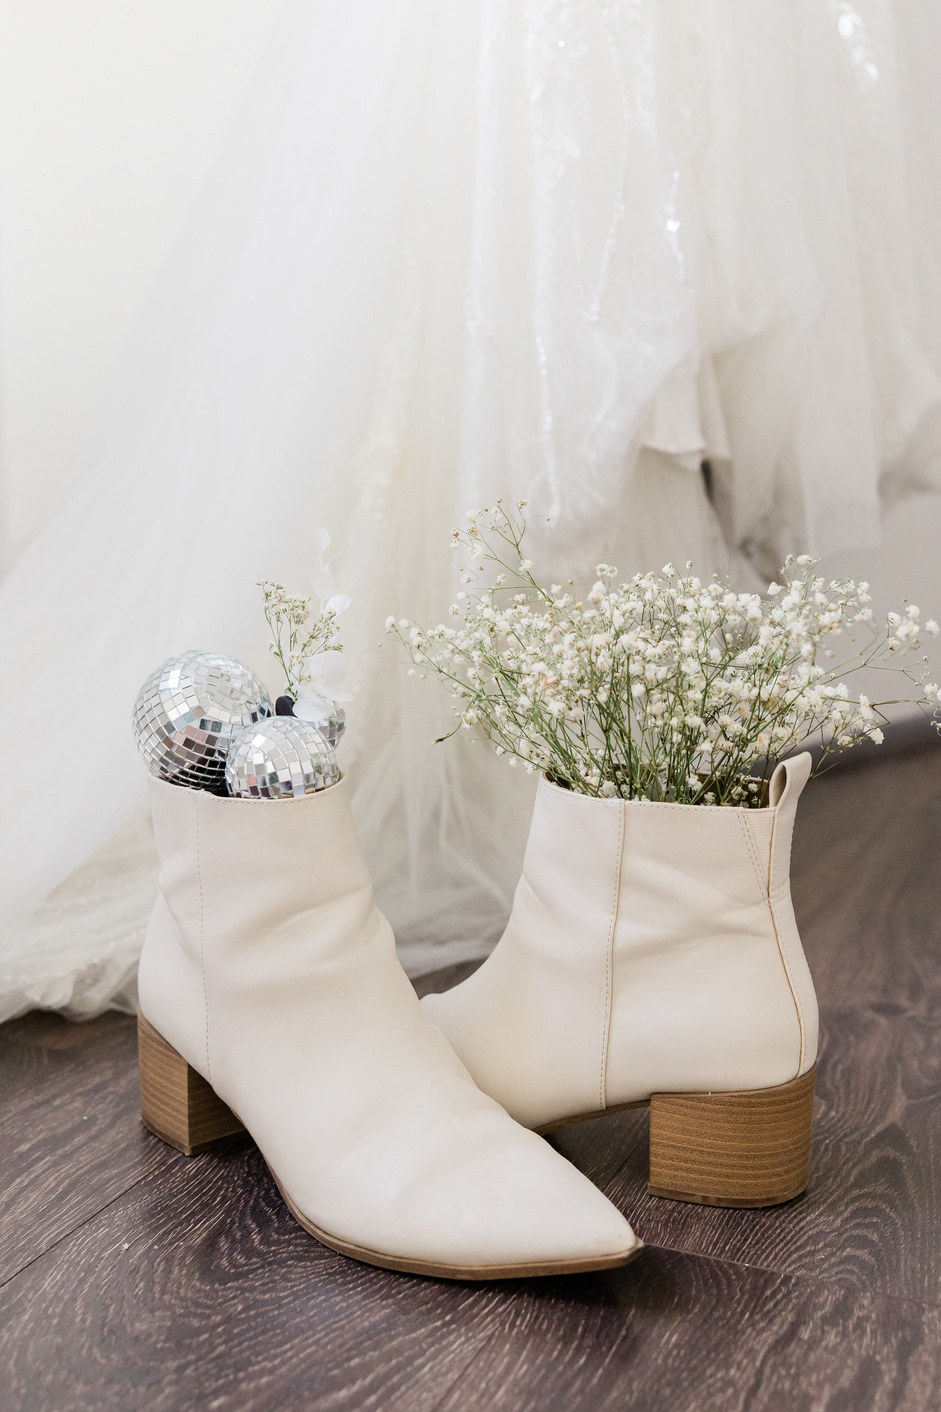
xmin=259 ymin=581 xmax=340 ymax=697
xmin=389 ymin=503 xmax=940 ymax=806
xmin=259 ymin=526 xmax=353 ymax=723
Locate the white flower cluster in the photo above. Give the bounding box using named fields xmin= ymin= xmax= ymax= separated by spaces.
xmin=259 ymin=526 xmax=352 ymax=717
xmin=389 ymin=504 xmax=940 ymax=806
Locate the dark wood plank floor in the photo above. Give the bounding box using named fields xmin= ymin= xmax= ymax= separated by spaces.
xmin=2 ymin=735 xmax=940 ymax=1412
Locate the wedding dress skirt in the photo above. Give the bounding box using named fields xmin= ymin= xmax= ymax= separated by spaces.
xmin=1 ymin=0 xmax=939 ymax=1019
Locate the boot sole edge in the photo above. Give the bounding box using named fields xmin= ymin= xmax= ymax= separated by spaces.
xmin=646 ymin=1184 xmax=807 ymax=1208
xmin=275 ymin=1176 xmax=645 ymax=1282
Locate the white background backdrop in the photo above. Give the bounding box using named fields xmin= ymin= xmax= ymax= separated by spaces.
xmin=1 ymin=0 xmax=939 ymax=632
xmin=0 ymin=0 xmax=283 ymax=567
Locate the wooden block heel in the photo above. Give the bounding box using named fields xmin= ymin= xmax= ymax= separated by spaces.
xmin=138 ymin=1014 xmax=245 ymax=1156
xmin=647 ymin=1065 xmax=816 ymax=1208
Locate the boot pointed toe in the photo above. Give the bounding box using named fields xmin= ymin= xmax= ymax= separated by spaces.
xmin=278 ymin=1113 xmax=641 ymax=1278
xmin=137 ymin=775 xmax=641 ymax=1280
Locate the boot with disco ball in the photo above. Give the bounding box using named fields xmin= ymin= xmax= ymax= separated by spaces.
xmin=131 ymin=611 xmax=639 ymax=1279
xmin=132 ymin=650 xmax=340 ymax=800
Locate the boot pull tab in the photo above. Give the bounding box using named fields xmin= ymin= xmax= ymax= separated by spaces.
xmin=769 ymin=751 xmax=813 ymax=810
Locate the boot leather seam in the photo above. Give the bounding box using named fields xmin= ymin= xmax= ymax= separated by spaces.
xmin=736 ymin=812 xmax=769 ymax=899
xmin=767 ymin=797 xmax=806 ymax=1075
xmin=599 ymin=804 xmax=624 ymax=1111
xmin=768 ymin=894 xmax=806 ymax=1074
xmin=195 ymin=792 xmax=211 ymax=1083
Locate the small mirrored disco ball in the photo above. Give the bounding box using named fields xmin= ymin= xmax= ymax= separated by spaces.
xmin=132 ymin=650 xmax=273 ymax=793
xmin=225 ymin=717 xmax=339 ymax=799
xmin=277 ymin=697 xmax=346 ymax=748
xmin=318 ymin=706 xmax=346 ymax=750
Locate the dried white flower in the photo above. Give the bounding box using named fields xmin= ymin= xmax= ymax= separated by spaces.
xmin=258 ymin=525 xmax=351 ymax=703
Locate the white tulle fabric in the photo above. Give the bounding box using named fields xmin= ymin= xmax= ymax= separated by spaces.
xmin=1 ymin=0 xmax=939 ymax=1019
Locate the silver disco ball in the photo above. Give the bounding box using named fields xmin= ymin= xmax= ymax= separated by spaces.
xmin=132 ymin=650 xmax=273 ymax=793
xmin=225 ymin=717 xmax=339 ymax=799
xmin=280 ymin=699 xmax=346 ymax=748
xmin=316 ymin=706 xmax=346 ymax=750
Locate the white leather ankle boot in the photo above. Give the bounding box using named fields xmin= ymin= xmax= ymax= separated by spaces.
xmin=136 ymin=775 xmax=641 ymax=1279
xmin=422 ymin=753 xmax=818 ymax=1209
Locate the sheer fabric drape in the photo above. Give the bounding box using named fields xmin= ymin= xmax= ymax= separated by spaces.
xmin=1 ymin=0 xmax=939 ymax=1019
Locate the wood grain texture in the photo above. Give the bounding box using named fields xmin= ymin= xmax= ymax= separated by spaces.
xmin=138 ymin=1014 xmax=245 ymax=1155
xmin=647 ymin=1066 xmax=815 ymax=1207
xmin=0 ymin=1140 xmax=502 ymax=1412
xmin=434 ymin=1248 xmax=941 ymax=1412
xmin=0 ymin=1010 xmax=167 ymax=1283
xmin=793 ymin=747 xmax=941 ymax=1013
xmin=3 ymin=1139 xmax=940 ymax=1412
xmin=549 ymin=1004 xmax=941 ymax=1306
xmin=1 ymin=735 xmax=939 ymax=1411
